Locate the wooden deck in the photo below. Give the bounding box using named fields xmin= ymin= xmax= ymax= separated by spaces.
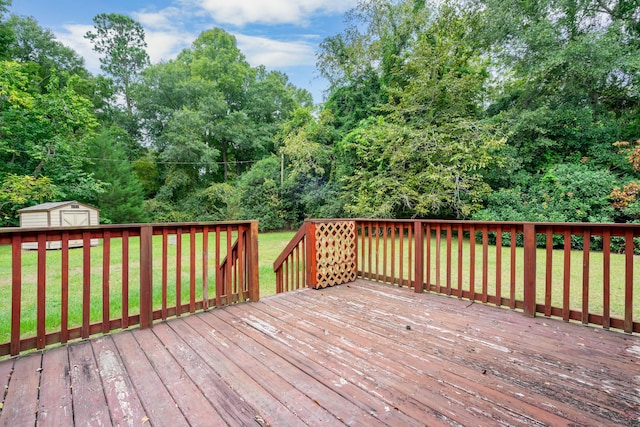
xmin=0 ymin=279 xmax=638 ymax=426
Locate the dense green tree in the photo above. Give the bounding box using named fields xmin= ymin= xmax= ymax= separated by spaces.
xmin=85 ymin=13 xmax=150 ymax=114
xmin=134 ymin=28 xmax=309 ymax=221
xmin=234 ymin=156 xmax=287 ymax=231
xmin=0 ymin=61 xmax=101 ymax=205
xmin=0 ymin=174 xmax=57 ymax=226
xmin=478 ymin=0 xmax=640 ymax=175
xmin=85 ymin=127 xmax=147 ymax=223
xmin=320 ymin=2 xmax=504 ymax=218
xmin=7 ymin=15 xmax=86 ymax=80
xmin=0 ymin=0 xmax=14 ymax=60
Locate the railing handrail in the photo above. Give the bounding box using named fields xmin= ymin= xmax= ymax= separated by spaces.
xmin=1 ymin=220 xmax=259 ymax=357
xmin=273 ymin=222 xmax=308 ymax=271
xmin=273 ymin=218 xmax=638 ymax=335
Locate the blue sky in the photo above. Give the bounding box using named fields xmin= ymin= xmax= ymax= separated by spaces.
xmin=9 ymin=0 xmax=359 ymax=103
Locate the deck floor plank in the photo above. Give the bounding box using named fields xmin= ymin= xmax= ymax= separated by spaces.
xmin=150 ymin=321 xmax=260 ymax=426
xmin=174 ymin=314 xmax=315 ymax=426
xmin=207 ymin=308 xmax=385 ymax=426
xmin=0 ymin=353 xmax=40 ymax=427
xmin=0 ymin=279 xmax=638 ymax=426
xmin=330 ymin=281 xmax=640 ymax=423
xmin=91 ymin=336 xmax=148 ymax=426
xmin=291 ymin=282 xmax=637 ymax=425
xmin=132 ymin=327 xmax=228 ymax=426
xmin=36 ymin=346 xmax=73 ymax=426
xmin=0 ymin=358 xmax=13 ymax=410
xmin=215 ymin=303 xmax=433 ymax=426
xmin=68 ymin=340 xmax=112 ymax=427
xmin=249 ymin=296 xmax=495 ymax=426
xmin=264 ymin=290 xmax=573 ymax=426
xmin=111 ymin=330 xmax=190 ymax=427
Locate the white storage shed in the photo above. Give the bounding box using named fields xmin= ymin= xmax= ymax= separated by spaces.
xmin=18 ymin=201 xmax=100 ymax=250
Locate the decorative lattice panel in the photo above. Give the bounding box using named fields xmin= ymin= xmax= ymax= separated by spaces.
xmin=314 ymin=221 xmax=357 ymax=288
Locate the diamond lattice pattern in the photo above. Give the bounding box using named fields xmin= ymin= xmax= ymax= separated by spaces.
xmin=314 ymin=221 xmax=357 ymax=288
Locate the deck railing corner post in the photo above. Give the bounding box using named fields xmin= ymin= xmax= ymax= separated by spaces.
xmin=140 ymin=224 xmax=153 ymax=329
xmin=523 ymin=223 xmax=537 ymax=318
xmin=413 ymin=220 xmax=424 ymax=293
xmin=248 ymin=221 xmax=260 ymax=302
xmin=305 ymin=222 xmax=318 ymax=288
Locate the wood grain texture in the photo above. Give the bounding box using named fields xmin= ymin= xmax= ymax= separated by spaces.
xmin=0 ymin=279 xmax=638 ymax=426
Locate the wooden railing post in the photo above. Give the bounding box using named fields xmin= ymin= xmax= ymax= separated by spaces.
xmin=140 ymin=225 xmax=153 ymax=329
xmin=523 ymin=223 xmax=537 ymax=318
xmin=305 ymin=222 xmax=317 ymax=288
xmin=414 ymin=221 xmax=424 ymax=293
xmin=247 ymin=221 xmax=260 ymax=302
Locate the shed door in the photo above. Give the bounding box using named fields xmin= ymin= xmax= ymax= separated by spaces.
xmin=60 ymin=210 xmax=90 ymax=227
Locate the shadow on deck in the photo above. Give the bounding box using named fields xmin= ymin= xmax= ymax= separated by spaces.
xmin=0 ymin=279 xmax=638 ymax=426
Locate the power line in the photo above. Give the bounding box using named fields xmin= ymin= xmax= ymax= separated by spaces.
xmin=1 ymin=148 xmax=266 ymax=166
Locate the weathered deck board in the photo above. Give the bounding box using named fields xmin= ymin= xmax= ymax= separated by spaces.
xmin=0 ymin=279 xmax=638 ymax=426
xmin=36 ymin=346 xmax=73 ymax=426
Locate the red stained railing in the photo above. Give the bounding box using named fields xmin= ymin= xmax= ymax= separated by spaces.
xmin=273 ymin=222 xmax=309 ymax=293
xmin=356 ymin=220 xmax=639 ymax=334
xmin=275 ymin=219 xmax=639 ymax=334
xmin=0 ymin=221 xmax=259 ymax=357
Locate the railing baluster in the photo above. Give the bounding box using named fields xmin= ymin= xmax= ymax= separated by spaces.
xmin=11 ymin=234 xmax=22 ymax=356
xmin=414 ymin=221 xmax=424 ymax=293
xmin=435 ymin=224 xmax=441 ymax=293
xmin=162 ymin=229 xmax=168 ymax=320
xmin=399 ymin=226 xmax=404 ymax=286
xmin=510 ymin=226 xmax=516 ymax=309
xmin=545 ymin=228 xmax=553 ymax=317
xmin=225 ymin=226 xmax=233 ymax=303
xmin=139 ymin=225 xmax=153 ymax=329
xmin=102 ymin=231 xmax=111 ymax=334
xmin=37 ymin=233 xmax=46 ymax=349
xmin=190 ymin=226 xmax=196 ymax=313
xmin=426 ymin=224 xmax=431 ymax=291
xmin=563 ymin=229 xmax=571 ymax=322
xmin=446 ymin=225 xmax=452 ymax=296
xmin=375 ymin=221 xmax=380 ymax=280
xmin=523 ymin=224 xmax=537 ymax=318
xmin=469 ymin=225 xmax=476 ymax=300
xmin=122 ymin=230 xmax=129 ymax=329
xmin=61 ymin=232 xmax=69 ymax=343
xmin=202 ymin=226 xmax=209 ymax=310
xmin=482 ymin=226 xmax=488 ymax=304
xmin=582 ymin=229 xmax=590 ymax=325
xmin=215 ymin=226 xmax=221 ymax=306
xmin=602 ymin=229 xmax=611 ymax=330
xmin=495 ymin=226 xmax=502 ymax=306
xmin=82 ymin=231 xmax=91 ymax=339
xmin=176 ymin=227 xmax=182 ymax=316
xmin=391 ymin=225 xmax=396 ymax=284
xmin=383 ymin=223 xmax=388 ymax=283
xmin=624 ymin=229 xmax=634 ymax=333
xmin=457 ymin=225 xmax=463 ymax=299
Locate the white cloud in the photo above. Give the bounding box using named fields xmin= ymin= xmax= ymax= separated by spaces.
xmin=145 ymin=30 xmax=195 ymax=63
xmin=56 ymin=24 xmax=101 ymax=73
xmin=133 ymin=7 xmax=185 ymax=31
xmin=234 ymin=33 xmax=316 ymax=68
xmin=189 ymin=0 xmax=358 ymax=26
xmin=52 ymin=0 xmax=335 ymax=77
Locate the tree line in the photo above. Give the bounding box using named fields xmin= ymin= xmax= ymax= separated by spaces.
xmin=1 ymin=0 xmax=639 ymax=232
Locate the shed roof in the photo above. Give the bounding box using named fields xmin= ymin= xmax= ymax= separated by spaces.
xmin=17 ymin=201 xmax=97 ymax=213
